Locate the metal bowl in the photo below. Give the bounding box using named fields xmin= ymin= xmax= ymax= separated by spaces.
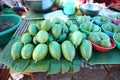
xmin=23 ymin=0 xmax=55 ymax=13
xmin=79 ymin=4 xmax=101 ymax=16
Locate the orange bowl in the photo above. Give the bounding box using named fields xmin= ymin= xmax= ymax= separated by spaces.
xmin=89 ymin=39 xmax=116 ymax=52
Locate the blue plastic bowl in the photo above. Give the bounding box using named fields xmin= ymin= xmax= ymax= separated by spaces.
xmin=93 ymin=16 xmax=111 ymax=26
xmin=0 ymin=14 xmax=22 ymax=45
xmin=101 ymin=24 xmax=114 ymax=37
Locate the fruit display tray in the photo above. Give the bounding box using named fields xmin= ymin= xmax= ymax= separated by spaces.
xmin=0 ymin=19 xmax=81 ymax=73
xmin=0 ymin=12 xmax=120 ymax=73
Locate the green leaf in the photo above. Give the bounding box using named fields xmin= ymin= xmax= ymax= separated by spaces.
xmin=87 ymin=48 xmax=120 ymax=65
xmin=48 ymin=59 xmax=61 ymax=74
xmin=10 ymin=68 xmax=20 ymax=73
xmin=0 ymin=37 xmax=31 ymax=72
xmin=13 ymin=59 xmax=30 ymax=72
xmin=24 ymin=59 xmax=49 ymax=73
xmin=72 ymin=59 xmax=81 ymax=73
xmin=61 ymin=60 xmax=70 ymax=74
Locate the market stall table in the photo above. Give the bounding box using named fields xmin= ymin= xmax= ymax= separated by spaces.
xmin=0 ymin=9 xmax=120 ymax=80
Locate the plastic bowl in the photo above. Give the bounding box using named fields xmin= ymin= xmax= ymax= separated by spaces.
xmin=0 ymin=14 xmax=22 ymax=45
xmin=113 ymin=34 xmax=120 ymax=49
xmin=79 ymin=4 xmax=100 ymax=17
xmin=89 ymin=38 xmax=116 ymax=52
xmin=93 ymin=16 xmax=111 ymax=26
xmin=108 ymin=15 xmax=120 ymax=25
xmin=80 ymin=23 xmax=101 ymax=35
xmin=109 ymin=18 xmax=120 ymax=25
xmin=101 ymin=24 xmax=114 ymax=37
xmin=76 ymin=16 xmax=93 ymax=25
xmin=23 ymin=0 xmax=55 ymax=12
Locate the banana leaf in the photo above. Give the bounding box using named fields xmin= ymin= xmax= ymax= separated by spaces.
xmin=24 ymin=59 xmax=49 ymax=73
xmin=87 ymin=48 xmax=120 ymax=65
xmin=0 ymin=17 xmax=83 ymax=73
xmin=10 ymin=54 xmax=50 ymax=73
xmin=72 ymin=59 xmax=81 ymax=73
xmin=61 ymin=60 xmax=70 ymax=74
xmin=0 ymin=37 xmax=31 ymax=72
xmin=70 ymin=49 xmax=81 ymax=73
xmin=10 ymin=68 xmax=19 ymax=73
xmin=48 ymin=59 xmax=61 ymax=74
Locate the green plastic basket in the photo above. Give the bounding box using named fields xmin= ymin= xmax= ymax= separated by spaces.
xmin=113 ymin=34 xmax=120 ymax=49
xmin=80 ymin=23 xmax=101 ymax=35
xmin=0 ymin=14 xmax=22 ymax=46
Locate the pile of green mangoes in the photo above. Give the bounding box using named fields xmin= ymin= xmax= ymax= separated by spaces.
xmin=76 ymin=15 xmax=92 ymax=24
xmin=11 ymin=17 xmax=93 ymax=62
xmin=110 ymin=14 xmax=120 ymax=20
xmin=80 ymin=22 xmax=101 ymax=33
xmin=103 ymin=22 xmax=120 ymax=33
xmin=93 ymin=15 xmax=112 ymax=26
xmin=94 ymin=16 xmax=109 ymax=22
xmin=89 ymin=32 xmax=111 ymax=48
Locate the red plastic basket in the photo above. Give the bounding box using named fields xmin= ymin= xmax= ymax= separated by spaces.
xmin=89 ymin=39 xmax=116 ymax=52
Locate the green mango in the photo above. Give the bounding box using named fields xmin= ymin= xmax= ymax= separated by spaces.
xmin=51 ymin=17 xmax=64 ymax=24
xmin=113 ymin=27 xmax=120 ymax=33
xmin=11 ymin=41 xmax=23 ymax=60
xmin=33 ymin=36 xmax=39 ymax=45
xmin=21 ymin=44 xmax=34 ymax=59
xmin=52 ymin=24 xmax=62 ymax=40
xmin=33 ymin=44 xmax=48 ymax=61
xmin=65 ymin=26 xmax=69 ymax=33
xmin=101 ymin=16 xmax=108 ymax=22
xmin=77 ymin=15 xmax=91 ymax=23
xmin=60 ymin=23 xmax=68 ymax=33
xmin=57 ymin=33 xmax=67 ymax=43
xmin=71 ymin=31 xmax=82 ymax=47
xmin=104 ymin=25 xmax=112 ymax=32
xmin=100 ymin=40 xmax=111 ymax=48
xmin=66 ymin=20 xmax=73 ymax=27
xmin=82 ymin=33 xmax=87 ymax=40
xmin=41 ymin=19 xmax=51 ymax=31
xmin=80 ymin=40 xmax=92 ymax=61
xmin=62 ymin=40 xmax=75 ymax=62
xmin=69 ymin=24 xmax=78 ymax=32
xmin=21 ymin=33 xmax=32 ymax=44
xmin=28 ymin=24 xmax=38 ymax=36
xmin=98 ymin=32 xmax=110 ymax=41
xmin=92 ymin=25 xmax=100 ymax=32
xmin=82 ymin=22 xmax=93 ymax=32
xmin=48 ymin=33 xmax=54 ymax=43
xmin=36 ymin=21 xmax=41 ymax=30
xmin=89 ymin=33 xmax=101 ymax=45
xmin=36 ymin=30 xmax=49 ymax=43
xmin=80 ymin=17 xmax=87 ymax=22
xmin=68 ymin=33 xmax=72 ymax=41
xmin=115 ymin=33 xmax=120 ymax=43
xmin=49 ymin=41 xmax=61 ymax=60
